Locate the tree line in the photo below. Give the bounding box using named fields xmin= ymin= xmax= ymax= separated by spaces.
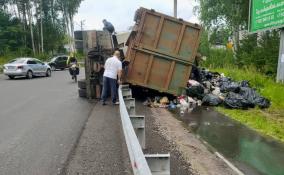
xmin=0 ymin=0 xmax=83 ymax=58
xmin=195 ymin=0 xmax=280 ymax=76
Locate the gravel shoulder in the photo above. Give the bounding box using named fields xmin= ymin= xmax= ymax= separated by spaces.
xmin=64 ymin=99 xmax=237 ymax=175
xmin=136 ymin=102 xmax=237 ymax=175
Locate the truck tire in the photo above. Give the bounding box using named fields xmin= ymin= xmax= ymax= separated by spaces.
xmin=78 ymin=79 xmax=86 ymax=89
xmin=78 ymin=89 xmax=87 ymax=98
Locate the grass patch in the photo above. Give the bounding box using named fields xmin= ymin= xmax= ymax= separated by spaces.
xmin=217 ymin=108 xmax=284 ymax=142
xmin=210 ymin=67 xmax=284 ymax=142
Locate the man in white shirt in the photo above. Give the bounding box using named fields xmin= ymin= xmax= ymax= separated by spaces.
xmin=101 ymin=50 xmax=122 ymax=105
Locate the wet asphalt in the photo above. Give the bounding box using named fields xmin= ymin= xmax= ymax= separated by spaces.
xmin=0 ymin=70 xmax=93 ymax=175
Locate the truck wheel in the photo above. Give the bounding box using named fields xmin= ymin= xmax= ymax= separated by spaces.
xmin=78 ymin=79 xmax=86 ymax=89
xmin=78 ymin=89 xmax=87 ymax=98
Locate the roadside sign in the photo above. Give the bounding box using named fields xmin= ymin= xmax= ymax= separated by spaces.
xmin=249 ymin=0 xmax=284 ymax=33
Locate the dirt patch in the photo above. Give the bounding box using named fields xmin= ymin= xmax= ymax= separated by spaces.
xmin=136 ymin=102 xmax=237 ymax=175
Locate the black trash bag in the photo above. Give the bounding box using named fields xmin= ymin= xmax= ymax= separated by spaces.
xmin=186 ymin=85 xmax=205 ymax=100
xmin=239 ymin=87 xmax=258 ymax=108
xmin=240 ymin=80 xmax=250 ymax=87
xmin=190 ymin=65 xmax=201 ymax=82
xmin=199 ymin=68 xmax=211 ymax=82
xmin=224 ymin=92 xmax=252 ymax=109
xmin=221 ymin=81 xmax=241 ymax=93
xmin=202 ymin=94 xmax=223 ymax=106
xmin=239 ymin=87 xmax=270 ymax=108
xmin=219 ymin=77 xmax=231 ymax=82
xmin=255 ymin=97 xmax=271 ymax=108
xmin=205 ymin=72 xmax=213 ymax=80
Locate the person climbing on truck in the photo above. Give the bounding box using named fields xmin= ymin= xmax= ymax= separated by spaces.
xmin=102 ymin=19 xmax=115 ymax=34
xmin=101 ymin=50 xmax=122 ymax=105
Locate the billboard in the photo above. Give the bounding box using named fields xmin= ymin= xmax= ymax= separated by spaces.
xmin=249 ymin=0 xmax=284 ymax=33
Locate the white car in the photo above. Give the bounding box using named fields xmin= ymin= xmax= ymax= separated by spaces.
xmin=3 ymin=57 xmax=52 ymax=79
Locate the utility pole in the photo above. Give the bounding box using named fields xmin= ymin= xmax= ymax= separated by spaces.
xmin=277 ymin=29 xmax=284 ymax=83
xmin=174 ymin=0 xmax=177 ymax=18
xmin=40 ymin=0 xmax=43 ymax=53
xmin=80 ymin=20 xmax=85 ymax=31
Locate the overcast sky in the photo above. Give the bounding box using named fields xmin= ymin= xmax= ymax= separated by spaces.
xmin=74 ymin=0 xmax=199 ymax=32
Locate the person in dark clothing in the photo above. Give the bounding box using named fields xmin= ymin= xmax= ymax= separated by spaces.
xmin=190 ymin=53 xmax=203 ymax=82
xmin=67 ymin=56 xmax=79 ymax=79
xmin=102 ymin=19 xmax=115 ymax=34
xmin=67 ymin=56 xmax=77 ymax=65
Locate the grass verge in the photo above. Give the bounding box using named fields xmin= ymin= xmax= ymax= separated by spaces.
xmin=212 ymin=67 xmax=284 ymax=143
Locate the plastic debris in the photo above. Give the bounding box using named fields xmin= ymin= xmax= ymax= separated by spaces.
xmin=202 ymin=94 xmax=223 ymax=106
xmin=160 ymin=96 xmax=169 ymax=105
xmin=186 ymin=85 xmax=205 ymax=100
xmin=188 ymin=80 xmax=200 ymax=86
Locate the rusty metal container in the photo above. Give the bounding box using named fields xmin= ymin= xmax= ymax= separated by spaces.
xmin=126 ymin=8 xmax=202 ymax=95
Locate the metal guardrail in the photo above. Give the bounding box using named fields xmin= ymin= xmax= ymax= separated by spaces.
xmin=119 ymin=85 xmax=170 ymax=175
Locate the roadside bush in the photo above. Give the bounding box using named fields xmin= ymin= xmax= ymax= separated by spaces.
xmin=201 ymin=48 xmax=235 ymax=68
xmin=237 ymin=30 xmax=280 ymax=76
xmin=200 ymin=29 xmax=280 ymax=77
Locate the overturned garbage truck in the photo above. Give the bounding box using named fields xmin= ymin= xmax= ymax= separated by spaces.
xmin=125 ymin=8 xmax=202 ymax=95
xmin=76 ymin=7 xmax=202 ymax=99
xmin=75 ymin=30 xmax=115 ymax=99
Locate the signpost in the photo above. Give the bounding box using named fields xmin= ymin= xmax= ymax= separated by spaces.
xmin=277 ymin=30 xmax=284 ymax=83
xmin=174 ymin=0 xmax=177 ymax=18
xmin=249 ymin=0 xmax=284 ymax=82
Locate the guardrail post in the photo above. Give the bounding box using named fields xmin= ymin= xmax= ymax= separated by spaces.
xmin=130 ymin=115 xmax=145 ymax=149
xmin=145 ymin=154 xmax=170 ymax=175
xmin=121 ymin=84 xmax=130 ymax=90
xmin=124 ymin=98 xmax=136 ymax=115
xmin=118 ymin=85 xmax=170 ymax=175
xmin=122 ymin=88 xmax=132 ymax=98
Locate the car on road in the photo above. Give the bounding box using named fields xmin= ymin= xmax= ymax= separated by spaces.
xmin=3 ymin=57 xmax=51 ymax=79
xmin=48 ymin=55 xmax=69 ymax=71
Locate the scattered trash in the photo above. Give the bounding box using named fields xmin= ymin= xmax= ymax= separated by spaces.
xmin=188 ymin=80 xmax=200 ymax=86
xmin=168 ymin=101 xmax=176 ymax=110
xmin=160 ymin=96 xmax=169 ymax=105
xmin=195 ymin=68 xmax=270 ymax=109
xmin=239 ymin=87 xmax=270 ymax=108
xmin=202 ymin=94 xmax=223 ymax=106
xmin=186 ymin=85 xmax=205 ymax=100
xmin=224 ymin=92 xmax=252 ymax=109
xmin=212 ymin=87 xmax=221 ymax=96
xmin=143 ymin=68 xmax=270 ymax=113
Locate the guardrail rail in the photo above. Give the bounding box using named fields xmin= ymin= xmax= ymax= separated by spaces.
xmin=119 ymin=84 xmax=170 ymax=175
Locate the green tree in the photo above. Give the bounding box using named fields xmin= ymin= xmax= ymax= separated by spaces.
xmin=0 ymin=10 xmax=26 ymax=55
xmin=196 ymin=0 xmax=249 ymax=49
xmin=0 ymin=0 xmax=83 ymax=58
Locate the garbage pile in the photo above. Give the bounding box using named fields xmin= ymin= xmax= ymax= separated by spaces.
xmin=143 ymin=68 xmax=270 ymax=111
xmin=186 ymin=68 xmax=271 ymax=109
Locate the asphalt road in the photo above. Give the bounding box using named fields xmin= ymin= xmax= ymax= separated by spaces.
xmin=0 ymin=70 xmax=93 ymax=175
